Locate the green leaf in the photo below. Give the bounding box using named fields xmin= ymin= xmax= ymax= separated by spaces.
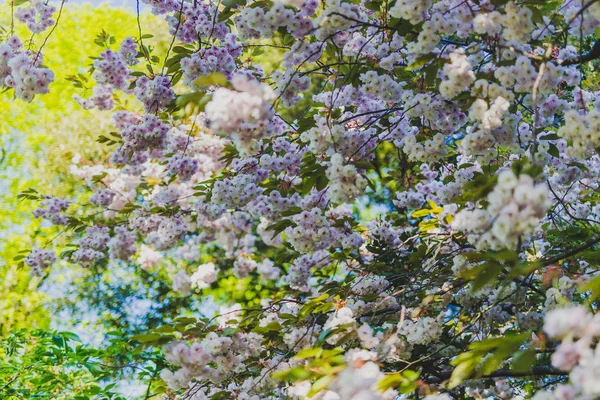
xmin=266 ymin=219 xmax=296 ymax=239
xmin=406 ymin=54 xmax=435 ymax=71
xmin=222 ymin=327 xmax=238 ymax=336
xmin=539 ymin=133 xmax=559 ymax=141
xmin=411 ymin=209 xmax=431 ymax=218
xmin=218 ymin=7 xmax=236 ymax=22
xmin=463 ymin=262 xmax=503 ymax=292
xmin=52 ymin=335 xmax=65 ymax=348
xmin=364 ymin=1 xmax=381 ymax=10
xmin=272 ymin=366 xmax=312 ymax=382
xmin=297 ymin=115 xmax=317 ymax=133
xmin=172 ymin=46 xmax=192 ymax=54
xmin=401 ymin=370 xmax=420 ymax=381
xmin=131 ymin=333 xmax=161 ymax=343
xmin=579 ymin=273 xmax=600 ymax=301
xmin=222 ymin=0 xmax=246 ymax=7
xmin=527 ymin=6 xmax=543 ymax=24
xmin=448 ymin=354 xmax=478 ymax=388
xmin=316 ymin=328 xmax=332 ymax=344
xmin=354 ymin=160 xmax=376 ymax=170
xmin=176 ymin=91 xmax=207 ymax=108
xmin=294 ymin=347 xmax=322 ymax=359
xmin=511 ymin=348 xmax=536 ymax=372
xmin=280 ymin=207 xmax=303 ymax=217
xmin=547 ymin=143 xmax=560 ymax=158
xmin=377 ymin=373 xmax=406 ymax=391
xmin=308 ymin=375 xmax=333 ymax=397
xmin=59 ymin=332 xmax=82 ymax=343
xmin=423 ymin=61 xmax=440 ymax=86
xmin=193 ymin=72 xmax=228 ymax=87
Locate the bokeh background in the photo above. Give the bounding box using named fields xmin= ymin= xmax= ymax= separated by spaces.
xmin=0 ymin=2 xmax=169 ymax=396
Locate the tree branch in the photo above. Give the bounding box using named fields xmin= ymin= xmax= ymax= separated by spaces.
xmin=478 ymin=366 xmax=567 ymax=379
xmin=558 ymin=40 xmax=600 ymax=66
xmin=541 ymin=233 xmax=600 ymax=267
xmin=429 ymin=366 xmax=568 ymax=383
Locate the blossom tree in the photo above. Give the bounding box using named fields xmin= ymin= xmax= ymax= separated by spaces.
xmin=8 ymin=0 xmax=600 ymax=398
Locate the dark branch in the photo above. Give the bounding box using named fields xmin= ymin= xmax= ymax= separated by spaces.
xmin=428 ymin=366 xmax=568 ymax=383
xmin=361 ymin=306 xmax=401 ymax=318
xmin=541 ymin=233 xmax=600 ymax=267
xmin=479 ymin=367 xmax=567 ymax=379
xmin=559 ymin=40 xmax=600 ymax=66
xmin=513 ymin=277 xmax=546 ymax=296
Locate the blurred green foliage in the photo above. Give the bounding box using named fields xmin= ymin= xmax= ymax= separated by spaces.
xmin=0 ymin=5 xmax=170 ymax=335
xmin=0 ymin=6 xmax=173 ymax=398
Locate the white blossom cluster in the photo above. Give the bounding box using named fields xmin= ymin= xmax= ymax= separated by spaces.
xmin=439 ymin=49 xmax=475 ymax=99
xmin=536 ymin=305 xmax=600 ymax=398
xmin=389 ymin=0 xmax=431 ymax=24
xmin=558 ymin=109 xmax=600 ymax=158
xmin=452 ymin=169 xmax=550 ymax=250
xmin=205 ymin=74 xmax=275 ymax=155
xmin=326 ymin=153 xmax=367 ymax=204
xmin=14 ymin=0 xmax=56 ymax=34
xmin=398 ymin=315 xmax=444 ymax=345
xmin=24 ymin=247 xmax=56 ymax=276
xmin=72 ymin=226 xmax=110 ymax=267
xmin=160 ymin=330 xmax=264 ymax=390
xmin=0 ymin=36 xmax=54 ymax=101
